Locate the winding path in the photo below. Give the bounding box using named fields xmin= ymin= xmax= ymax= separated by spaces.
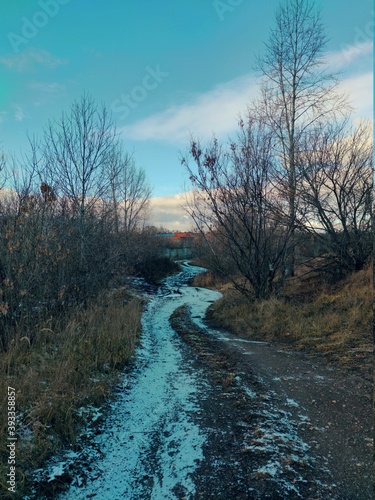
xmin=62 ymin=263 xmax=219 ymax=499
xmin=61 ymin=262 xmax=373 ymax=499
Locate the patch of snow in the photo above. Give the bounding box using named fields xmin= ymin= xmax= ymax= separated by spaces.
xmin=235 ymin=375 xmax=257 ymax=399
xmin=47 ymin=463 xmax=67 ymax=482
xmin=298 ymin=414 xmax=311 ymax=424
xmin=242 ymin=401 xmax=317 ymax=497
xmin=257 ymin=461 xmax=278 ymax=477
xmin=60 ymin=263 xmax=219 ymax=499
xmin=243 ymin=386 xmax=257 ymax=399
xmin=286 ymin=398 xmax=300 ymax=408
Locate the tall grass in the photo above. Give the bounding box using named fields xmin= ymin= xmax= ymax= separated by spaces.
xmin=204 ymin=264 xmax=373 ymax=372
xmin=0 ymin=289 xmax=142 ymax=498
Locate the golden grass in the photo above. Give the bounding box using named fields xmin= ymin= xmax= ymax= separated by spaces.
xmin=0 ymin=289 xmax=142 ymax=498
xmin=208 ymin=264 xmax=373 ymax=370
xmin=191 ymin=270 xmax=225 ymax=289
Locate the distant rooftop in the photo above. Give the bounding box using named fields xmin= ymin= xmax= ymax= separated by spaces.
xmin=154 ymin=232 xmax=196 ymax=240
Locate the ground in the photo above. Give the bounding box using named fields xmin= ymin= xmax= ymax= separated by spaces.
xmin=170 ymin=304 xmax=373 ymax=499
xmin=30 ymin=263 xmax=373 ymax=500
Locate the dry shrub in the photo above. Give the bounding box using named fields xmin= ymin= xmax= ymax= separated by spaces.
xmin=0 ymin=290 xmax=142 ymax=498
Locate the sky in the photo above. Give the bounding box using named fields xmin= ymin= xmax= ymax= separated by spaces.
xmin=0 ymin=0 xmax=373 ymax=230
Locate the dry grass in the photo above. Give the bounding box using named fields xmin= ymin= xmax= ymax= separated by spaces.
xmin=207 ymin=264 xmax=373 ymax=373
xmin=192 ymin=270 xmax=236 ymax=290
xmin=0 ymin=288 xmax=142 ymax=498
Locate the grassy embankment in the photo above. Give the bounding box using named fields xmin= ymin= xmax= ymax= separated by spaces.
xmin=193 ymin=263 xmax=373 ymax=376
xmin=0 ymin=289 xmax=142 ymax=498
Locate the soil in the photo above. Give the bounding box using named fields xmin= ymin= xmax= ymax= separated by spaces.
xmin=170 ymin=304 xmax=374 ymax=499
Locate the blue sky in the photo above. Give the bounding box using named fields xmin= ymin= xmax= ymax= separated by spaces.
xmin=0 ymin=0 xmax=373 ymax=229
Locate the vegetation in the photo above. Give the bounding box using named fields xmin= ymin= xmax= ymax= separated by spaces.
xmin=184 ymin=1 xmax=372 ymax=376
xmin=0 ymin=0 xmax=372 ymax=496
xmin=193 ymin=263 xmax=372 ymax=376
xmin=0 ymin=94 xmax=174 ymax=498
xmin=0 ymin=291 xmax=142 ymax=498
xmin=182 ymin=0 xmax=372 ymax=298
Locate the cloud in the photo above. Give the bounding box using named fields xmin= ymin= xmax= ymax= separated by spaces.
xmin=0 ymin=48 xmax=67 ymax=71
xmin=121 ymin=41 xmax=372 ymax=147
xmin=29 ymin=82 xmax=65 ymax=93
xmin=327 ymin=41 xmax=373 ymax=69
xmin=14 ymin=105 xmax=25 ymax=122
xmin=149 ymin=193 xmax=194 ymax=231
xmin=339 ymin=71 xmax=373 ymax=118
xmin=120 ymin=74 xmax=258 ymax=144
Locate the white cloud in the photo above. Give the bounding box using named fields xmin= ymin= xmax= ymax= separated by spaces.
xmin=149 ymin=193 xmax=194 ymax=231
xmin=324 ymin=43 xmax=373 ymax=118
xmin=0 ymin=189 xmax=18 ymax=208
xmin=120 ymin=74 xmax=258 ymax=145
xmin=121 ymin=41 xmax=372 ymax=147
xmin=14 ymin=104 xmax=25 ymax=122
xmin=327 ymin=40 xmax=373 ymax=69
xmin=29 ymin=82 xmax=65 ymax=93
xmin=0 ymin=48 xmax=67 ymax=71
xmin=339 ymin=71 xmax=373 ymax=118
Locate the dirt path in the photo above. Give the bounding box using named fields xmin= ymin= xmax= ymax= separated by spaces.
xmin=54 ymin=262 xmax=373 ymax=499
xmin=171 ymin=302 xmax=373 ymax=499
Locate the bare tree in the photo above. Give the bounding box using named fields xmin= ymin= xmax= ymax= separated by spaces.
xmin=0 ymin=148 xmax=6 ymax=193
xmin=121 ymin=161 xmax=151 ymax=233
xmin=0 ymin=100 xmax=156 ymax=349
xmin=297 ymin=117 xmax=373 ymax=276
xmin=108 ymin=147 xmax=151 ymax=234
xmin=255 ymin=0 xmax=348 ymax=274
xmin=182 ymin=116 xmax=293 ymax=299
xmin=40 ymin=93 xmax=118 ymax=274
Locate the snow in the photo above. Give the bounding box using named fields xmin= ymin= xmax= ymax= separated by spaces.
xmin=60 ymin=262 xmax=219 ymax=499
xmin=242 ymin=399 xmax=316 ymax=497
xmin=286 ymin=398 xmax=300 ymax=408
xmin=235 ymin=375 xmax=257 ymax=399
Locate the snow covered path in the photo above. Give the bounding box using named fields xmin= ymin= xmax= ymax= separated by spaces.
xmin=59 ymin=262 xmax=373 ymax=499
xmin=62 ymin=263 xmax=221 ymax=499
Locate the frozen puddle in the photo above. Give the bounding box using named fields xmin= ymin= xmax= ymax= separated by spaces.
xmin=61 ymin=263 xmax=219 ymax=500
